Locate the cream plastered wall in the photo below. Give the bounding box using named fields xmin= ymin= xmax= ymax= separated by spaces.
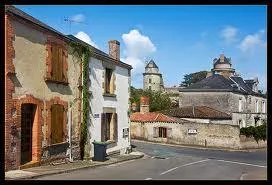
xmin=88 ymin=57 xmax=130 ymax=156
xmin=11 ymin=19 xmax=82 ymax=149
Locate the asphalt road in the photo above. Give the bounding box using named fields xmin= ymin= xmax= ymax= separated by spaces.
xmin=36 ymin=140 xmax=267 ymax=180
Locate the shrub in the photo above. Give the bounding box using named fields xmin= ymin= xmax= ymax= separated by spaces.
xmin=240 ymin=124 xmax=267 ymax=143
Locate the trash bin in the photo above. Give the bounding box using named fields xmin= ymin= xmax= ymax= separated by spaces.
xmin=92 ymin=142 xmax=107 ymax=161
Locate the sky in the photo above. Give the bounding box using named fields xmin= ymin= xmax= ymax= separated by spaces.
xmin=15 ymin=5 xmax=267 ymax=91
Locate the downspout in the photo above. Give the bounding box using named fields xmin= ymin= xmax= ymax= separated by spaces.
xmin=68 ymin=108 xmax=73 ymax=162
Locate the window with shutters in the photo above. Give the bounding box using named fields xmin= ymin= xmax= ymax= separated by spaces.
xmin=103 ymin=67 xmax=116 ymax=96
xmin=101 ymin=113 xmax=117 ymax=142
xmin=45 ymin=39 xmax=68 ymax=85
xmin=51 ymin=104 xmax=64 ymax=144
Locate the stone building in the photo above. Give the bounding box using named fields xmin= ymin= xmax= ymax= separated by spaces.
xmin=68 ymin=36 xmax=132 ymax=156
xmin=5 ymin=6 xmax=83 ymax=171
xmin=180 ymin=54 xmax=267 ymax=128
xmin=143 ymin=59 xmax=164 ymax=91
xmin=130 ymin=96 xmax=266 ymax=150
xmin=5 ymin=5 xmax=132 ymax=171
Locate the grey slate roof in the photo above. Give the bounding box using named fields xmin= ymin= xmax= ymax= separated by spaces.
xmin=145 ymin=59 xmax=159 ymax=69
xmin=180 ymin=74 xmax=265 ymax=97
xmin=5 ymin=5 xmax=132 ymax=70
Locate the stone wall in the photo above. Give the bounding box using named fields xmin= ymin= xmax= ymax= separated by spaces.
xmin=131 ymin=121 xmax=266 ymax=149
xmin=143 ymin=73 xmax=163 ymax=91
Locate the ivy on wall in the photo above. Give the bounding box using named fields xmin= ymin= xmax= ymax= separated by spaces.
xmin=240 ymin=121 xmax=267 ymax=143
xmin=69 ymin=41 xmax=91 ymax=160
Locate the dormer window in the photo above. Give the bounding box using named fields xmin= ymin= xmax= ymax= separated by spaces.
xmin=149 ymin=79 xmax=152 ymax=83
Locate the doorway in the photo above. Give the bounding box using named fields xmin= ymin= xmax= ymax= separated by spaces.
xmin=21 ymin=103 xmax=36 ymax=165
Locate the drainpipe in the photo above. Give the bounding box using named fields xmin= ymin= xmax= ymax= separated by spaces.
xmin=68 ymin=108 xmax=73 ymax=162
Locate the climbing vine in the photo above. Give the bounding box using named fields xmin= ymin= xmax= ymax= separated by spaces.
xmin=69 ymin=41 xmax=91 ymax=160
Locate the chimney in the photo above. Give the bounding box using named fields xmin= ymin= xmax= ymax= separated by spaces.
xmin=140 ymin=96 xmax=149 ymax=114
xmin=108 ymin=40 xmax=120 ymax=61
xmin=220 ymin=54 xmax=225 ymax=63
xmin=131 ymin=102 xmax=137 ymax=112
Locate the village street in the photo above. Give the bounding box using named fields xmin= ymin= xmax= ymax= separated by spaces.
xmin=36 ymin=140 xmax=267 ymax=180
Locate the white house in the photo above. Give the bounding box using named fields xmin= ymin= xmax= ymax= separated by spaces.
xmin=88 ymin=40 xmax=132 ymax=156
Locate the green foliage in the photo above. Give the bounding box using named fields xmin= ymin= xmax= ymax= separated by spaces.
xmin=181 ymin=71 xmax=208 ymax=86
xmin=69 ymin=41 xmax=91 ymax=160
xmin=130 ymin=87 xmax=173 ymax=112
xmin=240 ymin=123 xmax=267 ymax=143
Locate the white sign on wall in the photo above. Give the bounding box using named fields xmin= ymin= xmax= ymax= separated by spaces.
xmin=94 ymin=114 xmax=99 ymax=118
xmin=188 ymin=129 xmax=197 ymax=134
xmin=123 ymin=128 xmax=129 ymax=138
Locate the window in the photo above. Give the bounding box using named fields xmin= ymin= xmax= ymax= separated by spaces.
xmin=101 ymin=113 xmax=117 ymax=142
xmin=255 ymin=100 xmax=259 ymax=113
xmin=149 ymin=79 xmax=152 ymax=83
xmin=159 ymin=127 xmax=167 ymax=138
xmin=238 ymin=98 xmax=242 ymax=112
xmin=262 ymin=101 xmax=265 ymax=113
xmin=51 ymin=104 xmax=64 ymax=144
xmin=45 ymin=40 xmax=68 ymax=84
xmin=103 ymin=68 xmax=116 ymax=95
xmin=149 ymin=86 xmax=151 ymax=90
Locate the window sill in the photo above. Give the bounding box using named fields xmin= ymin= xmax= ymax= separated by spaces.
xmin=45 ymin=77 xmax=69 ymax=85
xmin=103 ymin=93 xmax=116 ymax=98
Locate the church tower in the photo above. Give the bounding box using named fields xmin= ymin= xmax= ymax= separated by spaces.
xmin=143 ymin=59 xmax=164 ymax=91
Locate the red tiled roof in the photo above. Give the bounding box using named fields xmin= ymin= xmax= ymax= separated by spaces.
xmin=130 ymin=112 xmax=177 ymax=123
xmin=160 ymin=106 xmax=231 ymax=119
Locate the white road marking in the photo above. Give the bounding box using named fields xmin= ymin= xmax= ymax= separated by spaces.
xmin=160 ymin=159 xmax=210 ymax=175
xmin=145 ymin=177 xmax=152 ymax=180
xmin=216 ymin=159 xmax=267 ymax=168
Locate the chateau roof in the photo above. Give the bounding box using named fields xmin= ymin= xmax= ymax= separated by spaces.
xmin=145 ymin=59 xmax=159 ymax=69
xmin=213 ymin=55 xmax=232 ymax=66
xmin=180 ymin=74 xmax=265 ymax=97
xmin=160 ymin=106 xmax=232 ymax=119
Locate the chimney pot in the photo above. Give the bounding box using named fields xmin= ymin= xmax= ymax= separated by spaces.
xmin=108 ymin=40 xmax=120 ymax=61
xmin=140 ymin=96 xmax=149 ymax=113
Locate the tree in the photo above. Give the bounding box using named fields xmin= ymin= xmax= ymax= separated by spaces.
xmin=181 ymin=71 xmax=208 ymax=87
xmin=130 ymin=87 xmax=173 ymax=112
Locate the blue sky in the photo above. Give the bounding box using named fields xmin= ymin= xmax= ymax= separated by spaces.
xmin=15 ymin=5 xmax=267 ymax=91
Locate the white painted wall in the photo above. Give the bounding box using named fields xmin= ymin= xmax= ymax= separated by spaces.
xmin=88 ymin=57 xmax=130 ymax=156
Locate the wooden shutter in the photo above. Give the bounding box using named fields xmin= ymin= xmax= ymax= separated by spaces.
xmin=52 ymin=46 xmax=58 ymax=81
xmin=51 ymin=104 xmax=64 ymax=144
xmin=112 ymin=72 xmax=116 ymax=94
xmin=46 ymin=44 xmax=53 ymax=78
xmin=62 ymin=49 xmax=68 ymax=82
xmin=102 ymin=70 xmax=105 ymax=92
xmin=113 ymin=113 xmax=118 ymax=141
xmin=153 ymin=127 xmax=158 ymax=138
xmin=101 ymin=113 xmax=106 ymax=142
xmin=58 ymin=47 xmax=63 ymax=81
xmin=167 ymin=128 xmax=172 ymax=138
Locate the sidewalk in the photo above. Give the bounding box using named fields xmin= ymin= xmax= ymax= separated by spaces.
xmin=5 ymin=151 xmax=144 ymax=180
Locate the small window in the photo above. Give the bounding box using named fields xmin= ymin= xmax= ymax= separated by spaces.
xmin=104 ymin=68 xmax=115 ymax=95
xmin=262 ymin=101 xmax=265 ymax=113
xmin=149 ymin=86 xmax=151 ymax=90
xmin=239 ymin=120 xmax=242 ymax=128
xmin=256 ymin=100 xmax=259 ymax=113
xmin=158 ymin=127 xmax=167 ymax=138
xmin=149 ymin=79 xmax=152 ymax=83
xmin=238 ymin=98 xmax=242 ymax=112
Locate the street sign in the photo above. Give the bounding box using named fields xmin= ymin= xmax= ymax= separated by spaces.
xmin=188 ymin=129 xmax=197 ymax=134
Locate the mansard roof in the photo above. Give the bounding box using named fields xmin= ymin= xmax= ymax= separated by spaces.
xmin=213 ymin=55 xmax=232 ymax=66
xmin=180 ymin=74 xmax=265 ymax=98
xmin=145 ymin=59 xmax=159 ymax=69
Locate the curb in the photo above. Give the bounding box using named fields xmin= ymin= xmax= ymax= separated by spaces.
xmin=6 ymin=154 xmax=144 ymax=180
xmin=131 ymin=139 xmax=266 ymax=153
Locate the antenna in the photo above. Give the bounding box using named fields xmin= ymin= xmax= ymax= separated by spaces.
xmin=64 ymin=17 xmax=87 ymax=34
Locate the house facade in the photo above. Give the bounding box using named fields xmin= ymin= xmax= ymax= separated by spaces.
xmin=5 ymin=6 xmax=82 ymax=171
xmin=143 ymin=60 xmax=164 ymax=91
xmin=5 ymin=5 xmax=132 ymax=171
xmin=179 ymin=54 xmax=267 ymax=128
xmin=86 ymin=40 xmax=132 ymax=156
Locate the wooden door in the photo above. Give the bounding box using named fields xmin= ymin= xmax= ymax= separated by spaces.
xmin=21 ymin=104 xmax=36 ymax=165
xmin=51 ymin=104 xmax=64 ymax=144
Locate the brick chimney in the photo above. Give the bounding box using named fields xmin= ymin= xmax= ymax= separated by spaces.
xmin=108 ymin=40 xmax=120 ymax=61
xmin=140 ymin=96 xmax=149 ymax=114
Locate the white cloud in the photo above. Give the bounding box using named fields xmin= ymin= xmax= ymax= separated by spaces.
xmin=74 ymin=31 xmax=99 ymax=49
xmin=70 ymin=14 xmax=85 ymax=22
xmin=221 ymin=26 xmax=238 ymax=44
xmin=238 ymin=30 xmax=266 ymax=52
xmin=122 ymin=29 xmax=156 ymax=59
